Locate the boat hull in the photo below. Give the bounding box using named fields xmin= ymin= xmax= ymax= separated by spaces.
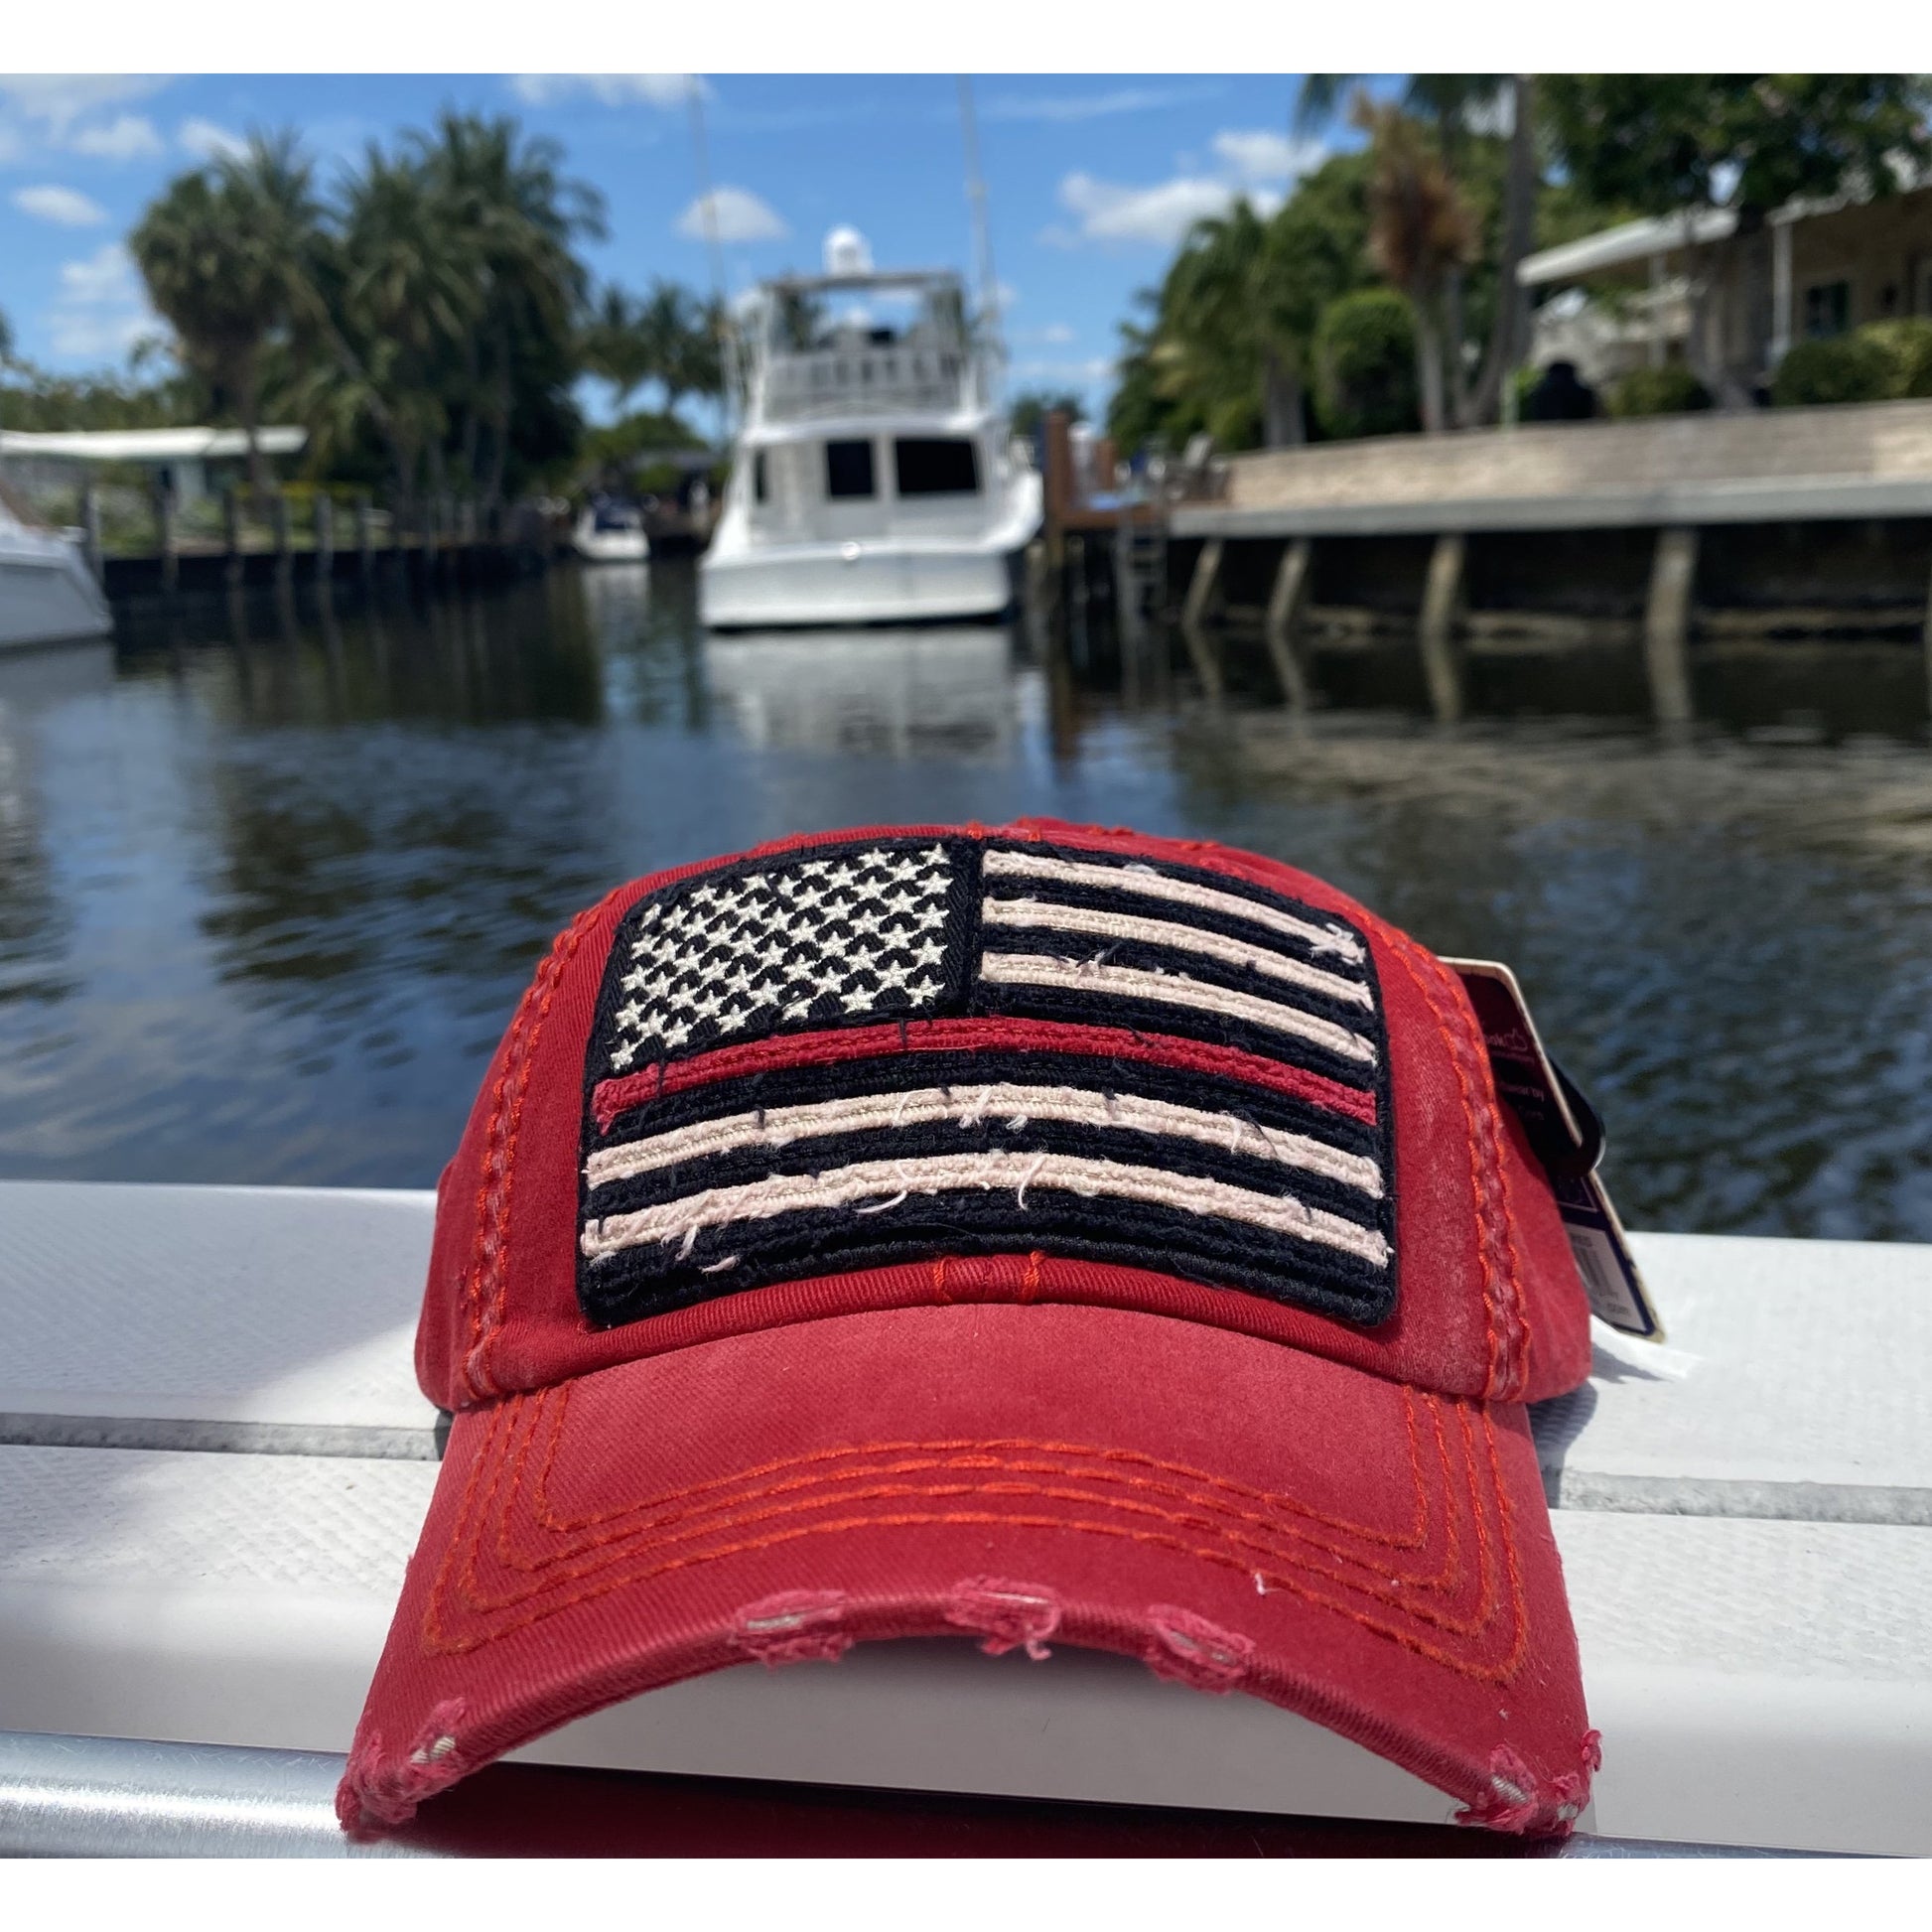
xmin=0 ymin=531 xmax=112 ymax=651
xmin=700 ymin=537 xmax=1026 ymax=629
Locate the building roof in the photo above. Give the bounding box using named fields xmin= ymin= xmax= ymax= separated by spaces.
xmin=0 ymin=426 xmax=309 ymax=463
xmin=1518 ymin=208 xmax=1740 ymax=287
xmin=1520 ymin=166 xmax=1930 ymax=288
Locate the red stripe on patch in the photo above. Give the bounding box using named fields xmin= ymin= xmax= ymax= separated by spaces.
xmin=591 ymin=1017 xmax=1377 ymax=1134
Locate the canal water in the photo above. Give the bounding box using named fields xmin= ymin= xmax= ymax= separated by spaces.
xmin=3 ymin=561 xmax=1930 ymax=1242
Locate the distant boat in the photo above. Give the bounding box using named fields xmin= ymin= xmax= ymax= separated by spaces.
xmin=0 ymin=483 xmax=112 ymax=650
xmin=572 ymin=498 xmax=650 ymax=564
xmin=700 ymin=229 xmax=1041 ymax=629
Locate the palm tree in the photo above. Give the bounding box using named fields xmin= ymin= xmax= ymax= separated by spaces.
xmin=131 ymin=141 xmax=310 ymax=500
xmin=414 ymin=111 xmax=605 ymax=500
xmin=1349 ymin=97 xmax=1476 ymax=434
xmin=1159 ymin=199 xmax=1329 ymax=448
xmin=1300 ymin=74 xmax=1535 ymax=428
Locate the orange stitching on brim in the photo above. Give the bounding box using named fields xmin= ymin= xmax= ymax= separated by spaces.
xmin=521 ymin=1381 xmax=1437 ymax=1555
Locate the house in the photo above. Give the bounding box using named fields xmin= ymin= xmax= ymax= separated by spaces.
xmin=1517 ymin=182 xmax=1932 ymax=391
xmin=0 ymin=426 xmax=309 ymax=505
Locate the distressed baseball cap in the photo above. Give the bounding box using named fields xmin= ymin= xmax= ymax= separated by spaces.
xmin=338 ymin=819 xmax=1600 ymax=1836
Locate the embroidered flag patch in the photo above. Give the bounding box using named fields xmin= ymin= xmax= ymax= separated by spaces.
xmin=579 ymin=838 xmax=1396 ymax=1330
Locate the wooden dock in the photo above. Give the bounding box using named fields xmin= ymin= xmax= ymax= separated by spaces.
xmin=1043 ymin=401 xmax=1932 ymax=724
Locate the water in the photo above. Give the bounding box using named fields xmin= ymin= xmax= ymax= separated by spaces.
xmin=3 ymin=561 xmax=1931 ymax=1241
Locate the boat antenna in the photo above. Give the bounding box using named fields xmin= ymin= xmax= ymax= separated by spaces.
xmin=957 ymin=75 xmax=1002 ymax=344
xmin=688 ymin=78 xmax=738 ymax=434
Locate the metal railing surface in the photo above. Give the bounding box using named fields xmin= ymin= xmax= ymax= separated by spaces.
xmin=0 ymin=1730 xmax=1825 ymax=1859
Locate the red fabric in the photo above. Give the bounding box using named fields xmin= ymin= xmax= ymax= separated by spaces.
xmin=416 ymin=818 xmax=1590 ymax=1413
xmin=345 ymin=1303 xmax=1596 ymax=1837
xmin=593 ymin=1015 xmax=1379 ymax=1135
xmin=378 ymin=818 xmax=1598 ymax=1839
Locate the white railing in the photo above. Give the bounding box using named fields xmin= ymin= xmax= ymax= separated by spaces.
xmin=757 ymin=346 xmax=973 ymax=421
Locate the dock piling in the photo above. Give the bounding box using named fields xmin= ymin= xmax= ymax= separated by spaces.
xmin=81 ymin=485 xmax=103 ymax=587
xmin=315 ymin=494 xmax=335 ymax=584
xmin=1180 ymin=538 xmax=1226 ymax=701
xmin=223 ymin=486 xmax=244 ymax=588
xmin=271 ymin=490 xmax=293 ymax=580
xmin=1643 ymin=525 xmax=1700 ymax=727
xmin=155 ymin=483 xmax=179 ymax=597
xmin=1418 ymin=533 xmax=1466 ymax=723
xmin=1263 ymin=538 xmax=1314 ymax=709
xmin=355 ymin=494 xmax=374 ymax=582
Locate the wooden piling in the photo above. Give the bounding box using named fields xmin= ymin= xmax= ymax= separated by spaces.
xmin=155 ymin=483 xmax=179 ymax=597
xmin=80 ymin=485 xmax=103 ymax=586
xmin=1263 ymin=538 xmax=1314 ymax=709
xmin=355 ymin=493 xmax=374 ymax=581
xmin=315 ymin=493 xmax=335 ymax=583
xmin=222 ymin=486 xmax=244 ymax=588
xmin=1922 ymin=546 xmax=1932 ymax=719
xmin=1180 ymin=538 xmax=1225 ymax=701
xmin=1643 ymin=525 xmax=1699 ymax=727
xmin=271 ymin=490 xmax=293 ymax=578
xmin=1417 ymin=532 xmax=1466 ymax=723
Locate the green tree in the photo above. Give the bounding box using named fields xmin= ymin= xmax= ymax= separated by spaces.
xmin=1542 ymin=75 xmax=1932 ymax=405
xmin=1300 ymin=74 xmax=1537 ymax=428
xmin=130 ymin=131 xmax=324 ymax=498
xmin=1351 ymin=97 xmax=1476 ymax=433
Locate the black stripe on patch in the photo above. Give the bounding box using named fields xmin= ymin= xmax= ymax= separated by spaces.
xmin=580 ymin=1188 xmax=1392 ymax=1331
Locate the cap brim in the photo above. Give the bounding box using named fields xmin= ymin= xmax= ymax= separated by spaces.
xmin=340 ymin=1303 xmax=1595 ymax=1836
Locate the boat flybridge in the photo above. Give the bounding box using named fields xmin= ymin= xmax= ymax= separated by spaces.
xmin=699 ymin=233 xmax=1042 ymax=629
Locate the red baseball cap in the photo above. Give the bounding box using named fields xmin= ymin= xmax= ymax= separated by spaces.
xmin=338 ymin=819 xmax=1600 ymax=1837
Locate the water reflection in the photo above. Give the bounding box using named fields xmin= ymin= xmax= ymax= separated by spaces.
xmin=2 ymin=562 xmax=1930 ymax=1244
xmin=704 ymin=628 xmax=1020 ymax=761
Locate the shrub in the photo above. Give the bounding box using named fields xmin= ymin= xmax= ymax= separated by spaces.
xmin=1859 ymin=318 xmax=1932 ymax=399
xmin=1313 ymin=288 xmax=1420 ymax=439
xmin=1607 ymin=364 xmax=1713 ymax=418
xmin=1770 ymin=333 xmax=1892 ymax=407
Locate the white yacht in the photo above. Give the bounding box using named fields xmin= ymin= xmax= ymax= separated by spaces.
xmin=572 ymin=498 xmax=650 ymax=564
xmin=0 ymin=483 xmax=111 ymax=650
xmin=700 ymin=231 xmax=1041 ymax=629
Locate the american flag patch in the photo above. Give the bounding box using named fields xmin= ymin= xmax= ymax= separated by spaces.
xmin=579 ymin=837 xmax=1396 ymax=1329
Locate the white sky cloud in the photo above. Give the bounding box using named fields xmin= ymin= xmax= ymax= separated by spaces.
xmin=0 ymin=75 xmax=166 ymax=135
xmin=48 ymin=241 xmax=159 ymax=362
xmin=676 ymin=185 xmax=786 ymax=244
xmin=1014 ymin=354 xmax=1115 ymax=384
xmin=1048 ymin=128 xmax=1323 ymax=249
xmin=511 ymin=74 xmax=704 ymax=108
xmin=1052 ymin=172 xmax=1245 ymax=248
xmin=12 ymin=184 xmax=108 ymax=226
xmin=0 ymin=76 xmax=172 ymax=167
xmin=1015 ymin=322 xmax=1077 ymax=346
xmin=69 ymin=114 xmax=165 ymax=161
xmin=984 ymin=85 xmax=1215 ymax=124
xmin=1212 ymin=129 xmax=1324 ymax=184
xmin=179 ymin=116 xmax=248 ymax=162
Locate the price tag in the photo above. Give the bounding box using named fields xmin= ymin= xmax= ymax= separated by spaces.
xmin=1443 ymin=958 xmax=1665 ymax=1341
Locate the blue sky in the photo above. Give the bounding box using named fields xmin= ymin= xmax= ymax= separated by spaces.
xmin=0 ymin=72 xmax=1374 ymax=422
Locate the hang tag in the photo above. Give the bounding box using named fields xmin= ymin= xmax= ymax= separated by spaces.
xmin=1443 ymin=958 xmax=1665 ymax=1341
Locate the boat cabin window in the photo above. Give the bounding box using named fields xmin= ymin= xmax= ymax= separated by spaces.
xmin=894 ymin=438 xmax=979 ymax=496
xmin=753 ymin=451 xmax=768 ymax=502
xmin=825 ymin=439 xmax=877 ymax=499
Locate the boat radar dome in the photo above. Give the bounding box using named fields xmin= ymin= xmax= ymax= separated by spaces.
xmin=823 ymin=226 xmax=873 ymax=276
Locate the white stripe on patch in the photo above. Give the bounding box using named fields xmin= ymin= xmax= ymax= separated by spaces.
xmin=581 ymin=1148 xmax=1391 ymax=1268
xmin=585 ymin=1080 xmax=1383 ymax=1196
xmin=981 ymin=850 xmax=1365 ymax=963
xmin=981 ymin=897 xmax=1372 ymax=1009
xmin=978 ymin=952 xmax=1377 ymax=1066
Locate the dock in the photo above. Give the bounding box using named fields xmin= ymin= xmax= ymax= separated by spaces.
xmin=1044 ymin=400 xmax=1932 ymax=724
